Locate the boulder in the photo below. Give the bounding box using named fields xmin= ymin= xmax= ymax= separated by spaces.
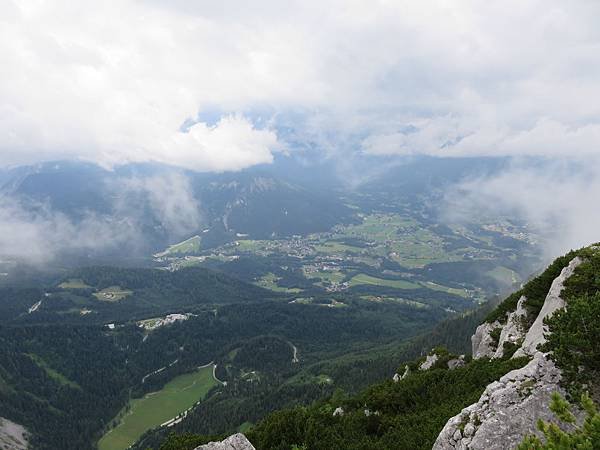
xmin=194 ymin=433 xmax=255 ymax=450
xmin=333 ymin=407 xmax=344 ymax=417
xmin=419 ymin=353 xmax=439 ymax=370
xmin=447 ymin=355 xmax=466 ymax=370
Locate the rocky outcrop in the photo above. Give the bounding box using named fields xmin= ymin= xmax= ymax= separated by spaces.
xmin=419 ymin=353 xmax=439 ymax=370
xmin=0 ymin=417 xmax=29 ymax=450
xmin=493 ymin=295 xmax=527 ymax=359
xmin=433 ymin=353 xmax=571 ymax=450
xmin=472 ymin=295 xmax=528 ymax=360
xmin=514 ymin=257 xmax=582 ymax=358
xmin=393 ymin=365 xmax=410 ymax=382
xmin=194 ymin=433 xmax=255 ymax=450
xmin=447 ymin=355 xmax=466 ymax=370
xmin=471 ymin=321 xmax=501 ymax=359
xmin=434 ymin=256 xmax=583 ymax=450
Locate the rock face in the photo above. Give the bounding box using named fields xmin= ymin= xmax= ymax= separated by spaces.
xmin=419 ymin=353 xmax=439 ymax=370
xmin=471 ymin=321 xmax=501 ymax=359
xmin=433 ymin=353 xmax=569 ymax=450
xmin=514 ymin=257 xmax=582 ymax=358
xmin=394 ymin=365 xmax=410 ymax=382
xmin=493 ymin=295 xmax=527 ymax=359
xmin=433 ymin=256 xmax=582 ymax=450
xmin=0 ymin=417 xmax=29 ymax=450
xmin=194 ymin=433 xmax=255 ymax=450
xmin=447 ymin=356 xmax=466 ymax=370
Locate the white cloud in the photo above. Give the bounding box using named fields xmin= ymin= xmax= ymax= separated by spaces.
xmin=362 ymin=118 xmax=600 ymax=159
xmin=0 ymin=171 xmax=203 ymax=263
xmin=114 ymin=172 xmax=202 ymax=237
xmin=444 ymin=158 xmax=600 ymax=258
xmin=0 ymin=0 xmax=599 ymax=168
xmin=0 ymin=196 xmax=136 ymax=264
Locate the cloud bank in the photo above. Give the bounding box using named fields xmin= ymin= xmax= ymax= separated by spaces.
xmin=0 ymin=172 xmax=202 ymax=264
xmin=0 ymin=197 xmax=134 ymax=264
xmin=1 ymin=1 xmax=600 ymax=170
xmin=444 ymin=158 xmax=600 ymax=257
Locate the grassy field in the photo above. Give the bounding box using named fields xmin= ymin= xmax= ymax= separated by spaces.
xmin=329 ymin=214 xmax=465 ymax=268
xmin=92 ymin=286 xmax=133 ymax=302
xmin=313 ymin=241 xmax=363 ymax=254
xmin=360 ymin=295 xmax=429 ymax=308
xmin=235 ymin=239 xmax=271 ymax=252
xmin=27 ymin=354 xmax=81 ymax=390
xmin=349 ymin=273 xmax=420 ymax=290
xmin=307 ymin=270 xmax=346 ymax=285
xmin=58 ymin=278 xmax=91 ymax=289
xmin=486 ymin=266 xmax=520 ymax=286
xmin=161 ymin=235 xmax=202 ymax=256
xmin=238 ymin=421 xmax=254 ymax=433
xmin=419 ymin=281 xmax=469 ymax=298
xmin=98 ymin=366 xmax=218 ymax=450
xmin=254 ymin=273 xmax=302 ymax=293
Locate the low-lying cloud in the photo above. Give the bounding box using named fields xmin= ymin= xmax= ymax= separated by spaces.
xmin=0 ymin=172 xmax=203 ymax=264
xmin=444 ymin=158 xmax=600 ymax=258
xmin=0 ymin=197 xmax=136 ymax=264
xmin=114 ymin=172 xmax=202 ymax=239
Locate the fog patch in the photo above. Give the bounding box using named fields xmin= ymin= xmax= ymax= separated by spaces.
xmin=0 ymin=196 xmax=137 ymax=265
xmin=443 ymin=158 xmax=600 ymax=258
xmin=113 ymin=172 xmax=202 ymax=239
xmin=0 ymin=172 xmax=202 ymax=265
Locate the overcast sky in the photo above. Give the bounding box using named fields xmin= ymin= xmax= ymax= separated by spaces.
xmin=1 ymin=0 xmax=600 ymax=171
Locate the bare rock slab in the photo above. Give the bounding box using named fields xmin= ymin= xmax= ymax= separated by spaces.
xmin=194 ymin=433 xmax=255 ymax=450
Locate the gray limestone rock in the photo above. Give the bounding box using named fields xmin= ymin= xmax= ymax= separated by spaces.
xmin=419 ymin=353 xmax=439 ymax=370
xmin=514 ymin=257 xmax=582 ymax=358
xmin=194 ymin=433 xmax=255 ymax=450
xmin=472 ymin=321 xmax=501 ymax=359
xmin=493 ymin=295 xmax=527 ymax=359
xmin=0 ymin=417 xmax=29 ymax=450
xmin=401 ymin=365 xmax=410 ymax=379
xmin=448 ymin=355 xmax=466 ymax=370
xmin=433 ymin=353 xmax=571 ymax=450
xmin=393 ymin=365 xmax=410 ymax=382
xmin=433 ymin=256 xmax=584 ymax=450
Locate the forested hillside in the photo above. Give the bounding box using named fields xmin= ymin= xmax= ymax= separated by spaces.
xmin=154 ymin=245 xmax=600 ymax=450
xmin=0 ymin=263 xmax=462 ymax=449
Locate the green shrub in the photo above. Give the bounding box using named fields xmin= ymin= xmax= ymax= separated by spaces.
xmin=517 ymin=392 xmax=600 ymax=450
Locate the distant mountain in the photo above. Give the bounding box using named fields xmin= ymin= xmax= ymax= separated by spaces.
xmin=0 ymin=161 xmax=357 ymax=262
xmin=191 ymin=171 xmax=356 ymax=243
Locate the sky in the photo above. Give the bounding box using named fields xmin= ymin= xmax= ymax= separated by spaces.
xmin=2 ymin=0 xmax=600 ymax=172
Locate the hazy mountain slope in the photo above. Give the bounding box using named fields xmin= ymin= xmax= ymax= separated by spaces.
xmin=0 ymin=161 xmax=356 ymax=259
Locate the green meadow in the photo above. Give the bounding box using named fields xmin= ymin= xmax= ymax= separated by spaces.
xmin=349 ymin=273 xmax=420 ymax=290
xmin=98 ymin=365 xmax=218 ymax=450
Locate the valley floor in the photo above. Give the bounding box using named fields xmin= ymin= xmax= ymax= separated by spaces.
xmin=98 ymin=365 xmax=218 ymax=450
